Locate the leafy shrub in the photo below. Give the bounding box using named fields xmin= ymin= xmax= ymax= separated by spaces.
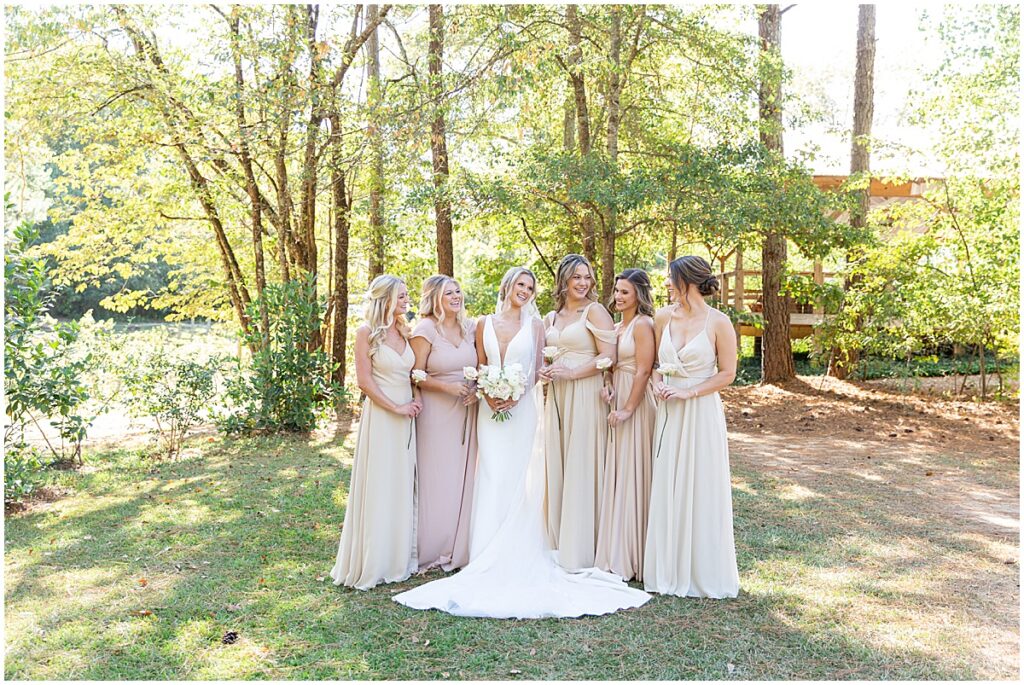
xmin=122 ymin=353 xmax=221 ymax=458
xmin=217 ymin=278 xmax=342 ymax=433
xmin=4 ymin=220 xmax=91 ymax=475
xmin=4 ymin=442 xmax=44 ymax=504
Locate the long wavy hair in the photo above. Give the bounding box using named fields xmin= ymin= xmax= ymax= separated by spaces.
xmin=553 ymin=253 xmax=598 ymax=313
xmin=418 ymin=274 xmax=469 ymax=335
xmin=364 ymin=274 xmax=410 ymax=356
xmin=610 ymin=268 xmax=656 ymax=318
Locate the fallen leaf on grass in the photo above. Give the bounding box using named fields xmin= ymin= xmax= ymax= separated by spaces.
xmin=509 ymin=669 xmax=522 ymax=675
xmin=82 ymin=535 xmax=94 ymax=540
xmin=529 ymin=648 xmax=536 ymax=656
xmin=226 ymin=604 xmax=242 ymax=612
xmin=131 ymin=609 xmax=154 ymax=617
xmin=423 ymin=639 xmax=430 ymax=647
xmin=138 ymin=578 xmax=149 ymax=587
xmin=442 ymin=673 xmax=450 ymax=678
xmin=315 ymin=576 xmax=326 ymax=582
xmin=727 ymin=663 xmax=735 ymax=674
xmin=221 ymin=630 xmax=239 ymax=644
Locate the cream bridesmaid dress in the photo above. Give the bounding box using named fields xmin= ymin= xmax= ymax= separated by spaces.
xmin=411 ymin=318 xmax=478 ymax=572
xmin=644 ymin=307 xmax=739 ymax=598
xmin=330 ymin=341 xmax=418 ymax=590
xmin=543 ymin=301 xmax=617 ymax=570
xmin=595 ymin=315 xmax=656 ymax=581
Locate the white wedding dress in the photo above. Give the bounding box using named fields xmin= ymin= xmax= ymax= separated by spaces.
xmin=393 ymin=309 xmax=651 ymax=619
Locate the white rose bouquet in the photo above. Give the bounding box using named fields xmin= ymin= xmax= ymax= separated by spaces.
xmin=476 ymin=363 xmax=527 ymax=422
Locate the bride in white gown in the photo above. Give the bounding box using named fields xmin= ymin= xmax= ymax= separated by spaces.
xmin=394 ymin=267 xmax=650 ymax=619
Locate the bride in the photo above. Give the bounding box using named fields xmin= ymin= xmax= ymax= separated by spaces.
xmin=394 ymin=267 xmax=650 ymax=618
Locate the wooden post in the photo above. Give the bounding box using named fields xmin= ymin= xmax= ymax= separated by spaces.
xmin=733 ymin=248 xmax=744 ymax=349
xmin=813 ymin=259 xmax=824 ymax=315
xmin=719 ymin=256 xmax=729 ymax=306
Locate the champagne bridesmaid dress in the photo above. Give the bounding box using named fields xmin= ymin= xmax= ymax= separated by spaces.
xmin=411 ymin=318 xmax=478 ymax=572
xmin=543 ymin=301 xmax=617 ymax=570
xmin=644 ymin=308 xmax=740 ymax=598
xmin=595 ymin=316 xmax=656 ymax=581
xmin=330 ymin=341 xmax=418 ymax=590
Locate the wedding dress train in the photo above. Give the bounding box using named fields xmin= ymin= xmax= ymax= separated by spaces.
xmin=393 ymin=313 xmax=650 ymax=618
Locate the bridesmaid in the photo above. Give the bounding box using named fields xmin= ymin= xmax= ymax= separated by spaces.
xmin=410 ymin=275 xmax=479 ymax=572
xmin=595 ymin=269 xmax=656 ymax=582
xmin=644 ymin=256 xmax=740 ymax=598
xmin=540 ymin=254 xmax=617 ymax=570
xmin=331 ymin=275 xmax=421 ymax=590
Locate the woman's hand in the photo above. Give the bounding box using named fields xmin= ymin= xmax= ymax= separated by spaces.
xmin=660 ymin=386 xmax=694 ymax=402
xmin=461 ymin=382 xmax=479 ymax=406
xmin=652 ymin=380 xmax=668 ymax=400
xmin=395 ymin=399 xmax=422 ymax=418
xmin=544 ymin=363 xmax=574 ymax=381
xmin=600 ymin=384 xmax=615 ymax=404
xmin=607 ymin=408 xmax=633 ymax=427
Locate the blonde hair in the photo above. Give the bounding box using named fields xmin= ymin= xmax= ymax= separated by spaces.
xmin=419 ymin=274 xmax=468 ymax=334
xmin=554 ymin=253 xmax=597 ymax=313
xmin=364 ymin=274 xmax=409 ymax=356
xmin=497 ymin=266 xmax=538 ymax=311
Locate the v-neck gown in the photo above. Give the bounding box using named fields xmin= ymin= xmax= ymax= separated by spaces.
xmin=595 ymin=316 xmax=656 ymax=581
xmin=543 ymin=302 xmax=618 ymax=570
xmin=411 ymin=317 xmax=478 ymax=572
xmin=644 ymin=312 xmax=740 ymax=598
xmin=330 ymin=341 xmax=418 ymax=590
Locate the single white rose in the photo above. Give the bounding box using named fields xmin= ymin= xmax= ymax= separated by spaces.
xmin=595 ymin=357 xmax=613 ymax=371
xmin=463 ymin=366 xmax=479 ymax=381
xmin=659 ymin=363 xmax=680 ymax=377
xmin=411 ymin=369 xmax=428 ymax=384
xmin=542 ymin=346 xmax=558 ymax=361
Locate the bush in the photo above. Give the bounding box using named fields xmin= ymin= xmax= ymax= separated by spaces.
xmin=4 ymin=220 xmax=91 ymax=477
xmin=122 ymin=353 xmax=221 ymax=458
xmin=217 ymin=279 xmax=342 ymax=433
xmin=3 ymin=442 xmax=45 ymax=504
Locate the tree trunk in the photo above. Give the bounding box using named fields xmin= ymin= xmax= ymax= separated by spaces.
xmin=831 ymin=4 xmax=876 ymax=379
xmin=329 ymin=118 xmax=350 ymax=386
xmin=566 ymin=4 xmax=595 ymax=263
xmin=367 ymin=4 xmax=386 ymax=282
xmin=758 ymin=4 xmax=795 ymax=384
xmin=228 ymin=14 xmax=269 ymax=346
xmin=429 ymin=4 xmax=454 ymax=276
xmin=601 ymin=7 xmax=623 ymax=303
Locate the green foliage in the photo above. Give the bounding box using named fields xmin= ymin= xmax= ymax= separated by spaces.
xmin=4 ymin=220 xmax=91 ymax=468
xmin=218 ymin=279 xmax=343 ymax=434
xmin=122 ymin=353 xmax=221 ymax=459
xmin=3 ymin=442 xmax=45 ymax=504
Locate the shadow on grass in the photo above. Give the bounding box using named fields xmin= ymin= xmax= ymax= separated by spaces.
xmin=5 ymin=404 xmax=1018 ymax=679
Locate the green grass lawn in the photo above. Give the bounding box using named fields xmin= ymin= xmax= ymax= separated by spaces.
xmin=4 ymin=410 xmax=1017 ymax=680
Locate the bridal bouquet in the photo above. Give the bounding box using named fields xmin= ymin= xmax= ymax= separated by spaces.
xmin=476 ymin=363 xmax=527 ymax=422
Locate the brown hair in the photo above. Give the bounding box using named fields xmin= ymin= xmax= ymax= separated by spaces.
xmin=610 ymin=268 xmax=656 ymax=318
xmin=668 ymin=256 xmax=719 ymax=308
xmin=553 ymin=253 xmax=597 ymax=313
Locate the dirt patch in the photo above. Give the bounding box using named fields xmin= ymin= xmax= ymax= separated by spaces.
xmin=722 ymin=375 xmax=1019 ymax=677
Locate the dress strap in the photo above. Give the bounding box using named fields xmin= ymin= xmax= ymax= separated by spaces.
xmin=702 ymin=306 xmax=713 ymax=333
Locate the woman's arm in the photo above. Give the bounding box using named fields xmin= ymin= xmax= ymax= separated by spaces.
xmin=546 ymin=304 xmax=617 ymax=382
xmin=650 ymin=306 xmax=672 ymax=393
xmin=410 ymin=335 xmax=468 ymax=398
xmin=663 ymin=312 xmax=737 ymax=400
xmin=608 ymin=317 xmax=656 ymax=427
xmin=475 ymin=316 xmax=487 ymax=368
xmin=355 ymin=326 xmax=418 ymax=417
